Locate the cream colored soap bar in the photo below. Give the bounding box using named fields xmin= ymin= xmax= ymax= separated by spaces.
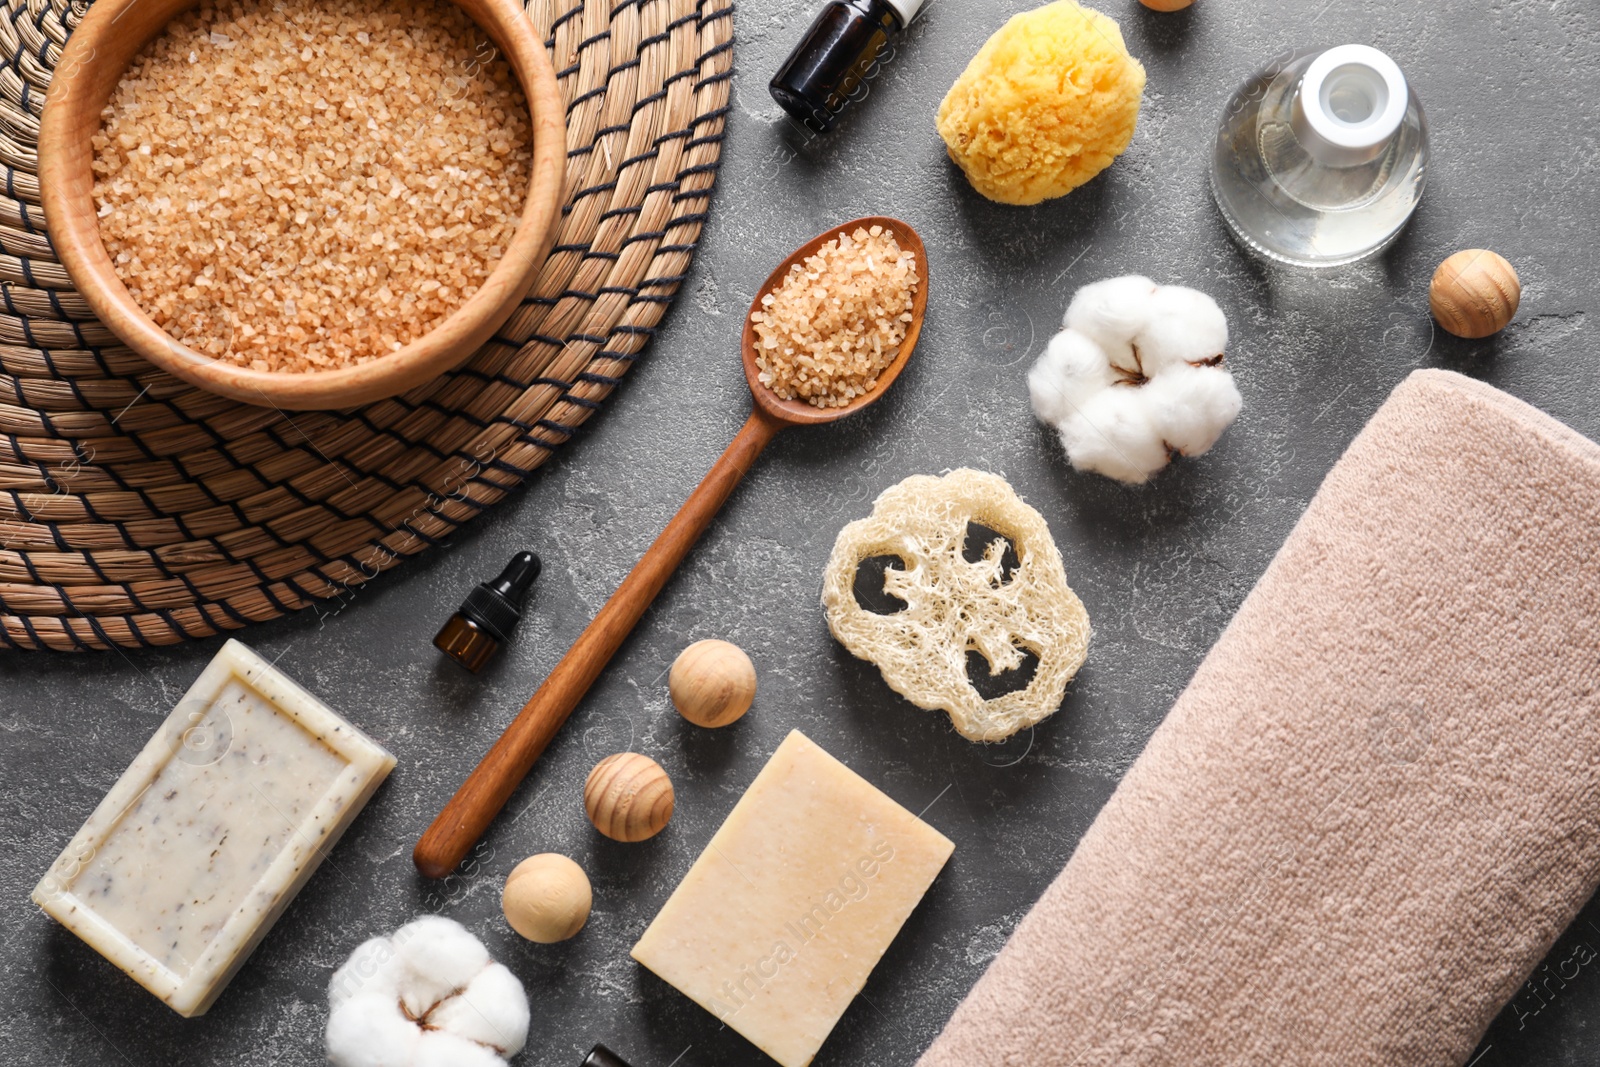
xmin=631 ymin=729 xmax=954 ymax=1067
xmin=32 ymin=639 xmax=395 ymax=1017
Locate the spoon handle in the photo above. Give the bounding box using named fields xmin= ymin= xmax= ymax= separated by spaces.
xmin=414 ymin=407 xmax=785 ymax=877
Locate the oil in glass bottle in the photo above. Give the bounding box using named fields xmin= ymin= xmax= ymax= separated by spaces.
xmin=769 ymin=0 xmax=924 ymax=132
xmin=1212 ymin=45 xmax=1429 ymax=268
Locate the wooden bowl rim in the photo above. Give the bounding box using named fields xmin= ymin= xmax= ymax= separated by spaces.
xmin=741 ymin=216 xmax=929 ymax=427
xmin=39 ymin=0 xmax=567 ymax=411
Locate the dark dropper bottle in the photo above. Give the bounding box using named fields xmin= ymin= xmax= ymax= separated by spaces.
xmin=433 ymin=550 xmax=541 ymax=673
xmin=769 ymin=0 xmax=924 ymax=132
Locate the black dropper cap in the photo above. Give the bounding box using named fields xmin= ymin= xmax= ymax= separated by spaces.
xmin=581 ymin=1046 xmax=633 ymax=1067
xmin=433 ymin=551 xmax=541 ymax=673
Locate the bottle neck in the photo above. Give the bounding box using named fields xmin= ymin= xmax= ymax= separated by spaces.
xmin=876 ymin=0 xmax=920 ymax=28
xmin=1290 ymin=45 xmax=1408 ymax=167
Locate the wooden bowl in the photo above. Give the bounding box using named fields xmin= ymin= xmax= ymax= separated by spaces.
xmin=39 ymin=0 xmax=566 ymax=411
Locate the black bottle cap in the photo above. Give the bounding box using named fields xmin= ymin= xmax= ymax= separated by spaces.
xmin=433 ymin=551 xmax=540 ymax=672
xmin=460 ymin=550 xmax=541 ymax=641
xmin=582 ymin=1045 xmax=633 ymax=1067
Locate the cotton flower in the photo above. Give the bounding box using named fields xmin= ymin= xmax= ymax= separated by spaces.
xmin=1028 ymin=276 xmax=1241 ymax=483
xmin=326 ymin=916 xmax=529 ymax=1067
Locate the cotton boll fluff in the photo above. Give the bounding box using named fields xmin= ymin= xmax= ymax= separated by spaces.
xmin=1030 ymin=277 xmax=1241 ymax=483
xmin=326 ymin=916 xmax=530 ymax=1067
xmin=1059 ymin=385 xmax=1172 ymax=485
xmin=427 ymin=961 xmax=532 ymax=1054
xmin=391 ymin=915 xmax=490 ymax=1019
xmin=1028 ymin=329 xmax=1117 ymax=426
xmin=1062 ymin=275 xmax=1158 ymax=375
xmin=415 ymin=1032 xmax=511 ymax=1067
xmin=325 ymin=994 xmax=420 ymax=1067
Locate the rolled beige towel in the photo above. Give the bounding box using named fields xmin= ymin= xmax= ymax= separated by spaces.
xmin=920 ymin=370 xmax=1600 ymax=1067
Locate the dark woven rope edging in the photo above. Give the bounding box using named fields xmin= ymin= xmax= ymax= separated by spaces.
xmin=0 ymin=0 xmax=733 ymax=650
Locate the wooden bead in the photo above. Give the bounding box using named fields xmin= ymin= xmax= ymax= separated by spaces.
xmin=584 ymin=753 xmax=674 ymax=842
xmin=1430 ymin=250 xmax=1520 ymax=339
xmin=502 ymin=853 xmax=591 ymax=943
xmin=669 ymin=639 xmax=757 ymax=728
xmin=1140 ymin=0 xmax=1193 ymax=10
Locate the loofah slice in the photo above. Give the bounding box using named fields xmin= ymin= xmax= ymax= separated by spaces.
xmin=821 ymin=469 xmax=1090 ymax=742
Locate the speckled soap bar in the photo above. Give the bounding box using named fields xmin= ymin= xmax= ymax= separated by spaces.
xmin=31 ymin=639 xmax=395 ymax=1017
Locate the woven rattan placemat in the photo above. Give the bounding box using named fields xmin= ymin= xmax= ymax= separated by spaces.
xmin=0 ymin=0 xmax=732 ymax=650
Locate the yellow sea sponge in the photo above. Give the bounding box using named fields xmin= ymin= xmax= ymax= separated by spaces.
xmin=937 ymin=1 xmax=1146 ymax=206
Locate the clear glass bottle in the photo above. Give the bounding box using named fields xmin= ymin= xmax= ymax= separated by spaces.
xmin=1211 ymin=45 xmax=1429 ymax=269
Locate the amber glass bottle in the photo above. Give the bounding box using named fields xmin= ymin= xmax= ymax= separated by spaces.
xmin=433 ymin=551 xmax=541 ymax=673
xmin=769 ymin=0 xmax=923 ymax=132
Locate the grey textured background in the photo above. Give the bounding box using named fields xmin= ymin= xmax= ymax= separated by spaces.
xmin=5 ymin=0 xmax=1600 ymax=1063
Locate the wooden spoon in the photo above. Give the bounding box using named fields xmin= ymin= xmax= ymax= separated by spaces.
xmin=414 ymin=217 xmax=928 ymax=877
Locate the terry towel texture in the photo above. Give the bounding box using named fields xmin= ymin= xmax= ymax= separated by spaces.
xmin=919 ymin=370 xmax=1600 ymax=1067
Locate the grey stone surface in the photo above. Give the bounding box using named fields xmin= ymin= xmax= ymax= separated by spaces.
xmin=5 ymin=0 xmax=1600 ymax=1063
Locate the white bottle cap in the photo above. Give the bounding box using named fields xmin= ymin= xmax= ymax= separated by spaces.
xmin=1292 ymin=45 xmax=1409 ymax=167
xmin=883 ymin=0 xmax=925 ymax=26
